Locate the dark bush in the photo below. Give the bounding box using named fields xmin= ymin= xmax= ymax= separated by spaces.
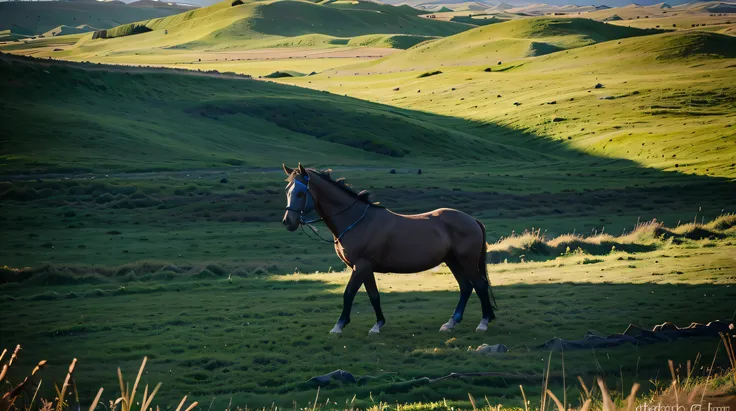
xmin=417 ymin=70 xmax=442 ymax=78
xmin=263 ymin=71 xmax=293 ymax=79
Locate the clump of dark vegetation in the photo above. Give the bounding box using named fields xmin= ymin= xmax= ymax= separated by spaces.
xmin=263 ymin=71 xmax=293 ymax=79
xmin=417 ymin=70 xmax=442 ymax=78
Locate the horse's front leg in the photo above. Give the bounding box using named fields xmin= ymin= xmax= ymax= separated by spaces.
xmin=330 ymin=261 xmax=371 ymax=334
xmin=364 ymin=272 xmax=385 ymax=334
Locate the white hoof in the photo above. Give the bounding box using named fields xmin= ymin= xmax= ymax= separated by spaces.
xmin=475 ymin=319 xmax=489 ymax=332
xmin=440 ymin=318 xmax=457 ymax=332
xmin=329 ymin=325 xmax=343 ymax=334
xmin=369 ymin=324 xmax=382 ymax=334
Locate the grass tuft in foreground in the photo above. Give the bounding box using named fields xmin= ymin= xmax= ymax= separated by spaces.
xmin=0 ymin=348 xmax=197 ymax=411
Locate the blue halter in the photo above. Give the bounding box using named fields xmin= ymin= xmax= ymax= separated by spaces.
xmin=284 ymin=174 xmax=370 ymax=243
xmin=285 ymin=177 xmax=315 ymax=217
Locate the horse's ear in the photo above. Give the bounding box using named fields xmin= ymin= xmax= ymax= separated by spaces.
xmin=282 ymin=164 xmax=294 ymax=175
xmin=298 ymin=163 xmax=308 ymax=175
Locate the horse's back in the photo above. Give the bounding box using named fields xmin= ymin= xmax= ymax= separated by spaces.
xmin=394 ymin=208 xmax=481 ymax=235
xmin=383 ymin=207 xmax=483 ymax=264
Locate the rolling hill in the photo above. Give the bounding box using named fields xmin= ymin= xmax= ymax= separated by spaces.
xmin=0 ymin=53 xmax=538 ymax=173
xmin=504 ymin=3 xmax=598 ymax=14
xmin=0 ymin=0 xmax=195 ymax=37
xmin=415 ymin=1 xmax=495 ymax=11
xmin=286 ymin=27 xmax=736 ymax=178
xmin=43 ymin=24 xmax=98 ymax=38
xmin=2 ymin=0 xmax=471 ymax=64
xmin=337 ymin=17 xmax=659 ymax=71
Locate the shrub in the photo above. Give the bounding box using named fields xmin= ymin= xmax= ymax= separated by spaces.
xmin=417 ymin=70 xmax=442 ymax=78
xmin=263 ymin=71 xmax=293 ymax=79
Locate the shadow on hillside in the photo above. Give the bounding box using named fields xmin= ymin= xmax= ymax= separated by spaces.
xmin=0 ymin=53 xmax=734 ymax=271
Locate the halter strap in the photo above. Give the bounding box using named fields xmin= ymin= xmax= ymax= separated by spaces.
xmin=285 ymin=174 xmax=371 ymax=243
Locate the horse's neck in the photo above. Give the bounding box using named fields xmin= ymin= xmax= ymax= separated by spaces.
xmin=310 ymin=178 xmax=365 ymax=237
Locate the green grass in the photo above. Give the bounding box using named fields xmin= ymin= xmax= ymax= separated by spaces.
xmin=286 ymin=24 xmax=736 ymax=179
xmin=5 ymin=0 xmax=471 ymax=64
xmin=0 ymin=52 xmax=734 ymax=273
xmin=1 ymin=8 xmax=736 ymax=410
xmin=0 ymin=0 xmax=473 ymax=82
xmin=43 ymin=24 xmax=98 ymax=38
xmin=0 ymin=53 xmax=504 ymax=172
xmin=0 ymin=29 xmax=31 ymax=42
xmin=345 ymin=34 xmax=436 ymax=49
xmin=1 ymin=236 xmax=734 ymax=409
xmin=334 ymin=18 xmax=660 ymax=71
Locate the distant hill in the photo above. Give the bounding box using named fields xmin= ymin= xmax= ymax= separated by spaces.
xmin=415 ymin=1 xmax=493 ymax=10
xmin=43 ymin=24 xmax=98 ymax=37
xmin=492 ymin=2 xmax=515 ymax=9
xmin=384 ymin=0 xmax=727 ymax=7
xmin=0 ymin=53 xmax=514 ymax=172
xmin=505 ymin=3 xmax=598 ymax=14
xmin=127 ymin=0 xmax=199 ymax=8
xmin=681 ymin=1 xmax=736 ymax=12
xmin=705 ymin=2 xmax=736 ymax=12
xmin=0 ymin=1 xmax=194 ymax=36
xmin=21 ymin=0 xmax=470 ymax=62
xmin=335 ymin=17 xmax=659 ymax=72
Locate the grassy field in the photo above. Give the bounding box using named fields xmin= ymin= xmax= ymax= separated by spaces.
xmin=0 ymin=0 xmax=473 ymax=81
xmin=324 ymin=18 xmax=661 ymax=70
xmin=2 ymin=0 xmax=468 ymax=58
xmin=2 ymin=53 xmax=734 ymax=271
xmin=2 ymin=228 xmax=734 ymax=409
xmin=283 ymin=19 xmax=736 ymax=179
xmin=1 ymin=2 xmax=736 ymax=409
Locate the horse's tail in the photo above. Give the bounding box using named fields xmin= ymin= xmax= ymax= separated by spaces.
xmin=476 ymin=219 xmax=498 ymax=309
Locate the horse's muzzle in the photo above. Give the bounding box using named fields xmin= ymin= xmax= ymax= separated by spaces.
xmin=282 ymin=216 xmax=299 ymax=232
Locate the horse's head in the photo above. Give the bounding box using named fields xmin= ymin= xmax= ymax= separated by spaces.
xmin=282 ymin=163 xmax=314 ymax=232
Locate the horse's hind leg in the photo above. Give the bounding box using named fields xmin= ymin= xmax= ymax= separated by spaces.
xmin=448 ymin=250 xmax=495 ymax=332
xmin=470 ymin=277 xmax=495 ymax=332
xmin=440 ymin=256 xmax=473 ymax=332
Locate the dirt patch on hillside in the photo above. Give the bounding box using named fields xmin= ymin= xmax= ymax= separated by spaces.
xmin=158 ymin=47 xmax=401 ymax=62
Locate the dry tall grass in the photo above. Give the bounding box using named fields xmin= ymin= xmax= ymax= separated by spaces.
xmin=486 ymin=214 xmax=736 ymax=263
xmin=0 ymin=348 xmax=197 ymax=411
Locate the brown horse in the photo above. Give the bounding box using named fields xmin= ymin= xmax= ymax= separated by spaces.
xmin=281 ymin=164 xmax=497 ymax=335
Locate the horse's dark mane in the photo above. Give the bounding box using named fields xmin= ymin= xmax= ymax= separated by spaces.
xmin=288 ymin=168 xmax=374 ymax=203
